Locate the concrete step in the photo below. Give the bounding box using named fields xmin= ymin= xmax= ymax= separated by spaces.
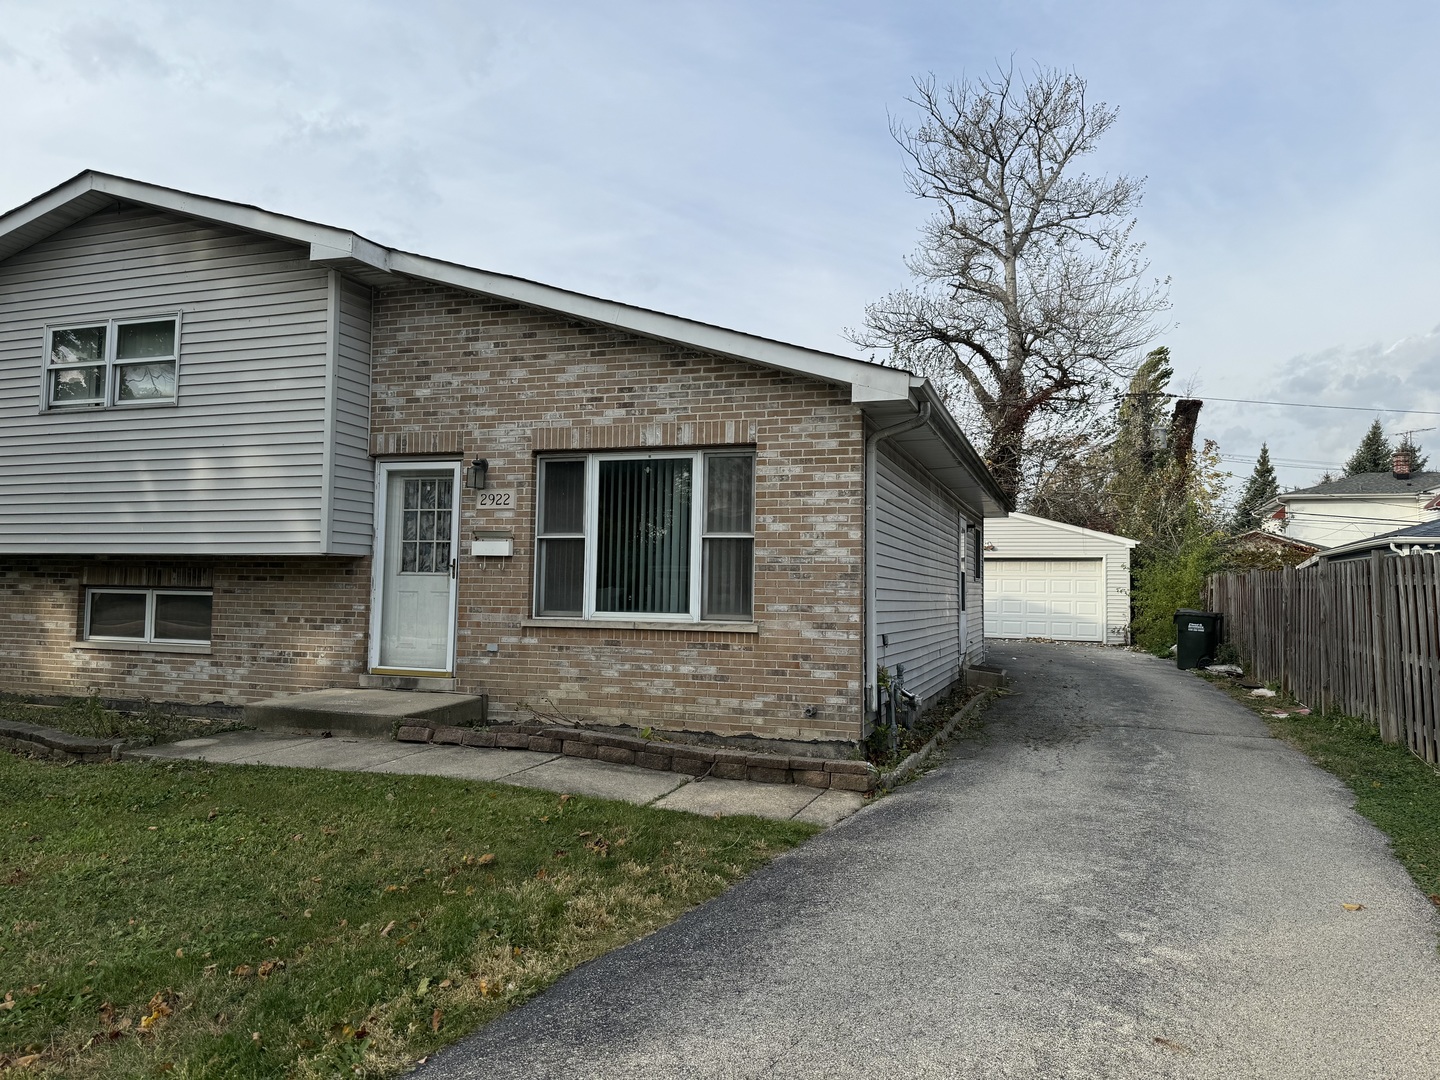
xmin=244 ymin=688 xmax=487 ymax=737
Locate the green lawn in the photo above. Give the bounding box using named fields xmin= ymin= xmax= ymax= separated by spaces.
xmin=0 ymin=754 xmax=817 ymax=1078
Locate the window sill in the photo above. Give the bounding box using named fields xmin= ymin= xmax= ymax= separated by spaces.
xmin=73 ymin=640 xmax=212 ymax=655
xmin=521 ymin=618 xmax=759 ymax=634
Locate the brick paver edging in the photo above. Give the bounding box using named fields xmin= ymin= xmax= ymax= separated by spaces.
xmin=0 ymin=719 xmax=124 ymax=763
xmin=396 ymin=723 xmax=880 ymax=792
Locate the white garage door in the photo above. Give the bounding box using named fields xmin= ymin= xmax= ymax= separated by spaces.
xmin=984 ymin=559 xmax=1104 ymax=642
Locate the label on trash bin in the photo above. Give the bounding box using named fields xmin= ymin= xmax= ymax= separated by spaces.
xmin=1187 ymin=622 xmax=1205 ymax=632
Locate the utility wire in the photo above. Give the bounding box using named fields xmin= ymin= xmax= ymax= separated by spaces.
xmin=1198 ymin=396 xmax=1440 ymax=416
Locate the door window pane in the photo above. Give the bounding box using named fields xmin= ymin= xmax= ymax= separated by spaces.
xmin=88 ymin=592 xmax=147 ymax=639
xmin=398 ymin=474 xmax=453 ymax=575
xmin=154 ymin=593 xmax=212 ymax=642
xmin=596 ymin=458 xmax=692 ymax=614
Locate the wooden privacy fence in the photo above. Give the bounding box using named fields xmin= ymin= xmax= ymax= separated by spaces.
xmin=1205 ymin=551 xmax=1439 ymax=765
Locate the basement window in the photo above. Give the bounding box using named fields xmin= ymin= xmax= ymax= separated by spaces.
xmin=45 ymin=315 xmax=179 ymax=408
xmin=84 ymin=588 xmax=212 ymax=645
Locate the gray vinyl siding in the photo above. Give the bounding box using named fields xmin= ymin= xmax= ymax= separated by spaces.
xmin=328 ymin=275 xmax=374 ymax=554
xmin=981 ymin=514 xmax=1134 ymax=644
xmin=0 ymin=205 xmax=371 ymax=555
xmin=874 ymin=442 xmax=971 ymax=703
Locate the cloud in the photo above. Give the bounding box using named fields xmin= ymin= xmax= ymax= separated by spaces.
xmin=60 ymin=20 xmax=175 ymax=81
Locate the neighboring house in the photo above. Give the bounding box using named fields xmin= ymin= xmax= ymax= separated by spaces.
xmin=982 ymin=514 xmax=1137 ymax=645
xmin=1259 ymin=454 xmax=1440 ymax=549
xmin=1298 ymin=518 xmax=1440 ymax=567
xmin=1225 ymin=529 xmax=1321 ymax=571
xmin=0 ymin=171 xmax=1009 ymax=749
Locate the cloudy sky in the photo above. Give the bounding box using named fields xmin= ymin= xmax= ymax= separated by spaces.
xmin=3 ymin=0 xmax=1438 ymax=492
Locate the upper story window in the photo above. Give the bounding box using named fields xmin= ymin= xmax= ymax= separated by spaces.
xmin=535 ymin=450 xmax=756 ymax=622
xmin=45 ymin=315 xmax=179 ymax=408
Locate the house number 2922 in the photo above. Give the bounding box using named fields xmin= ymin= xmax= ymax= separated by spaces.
xmin=474 ymin=489 xmax=515 ymax=508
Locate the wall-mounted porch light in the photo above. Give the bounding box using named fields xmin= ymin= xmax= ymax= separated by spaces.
xmin=466 ymin=458 xmax=489 ymax=491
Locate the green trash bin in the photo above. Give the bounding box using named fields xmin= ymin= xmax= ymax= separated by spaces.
xmin=1174 ymin=609 xmax=1222 ymax=669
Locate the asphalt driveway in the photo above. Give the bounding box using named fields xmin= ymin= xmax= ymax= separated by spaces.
xmin=415 ymin=642 xmax=1440 ymax=1079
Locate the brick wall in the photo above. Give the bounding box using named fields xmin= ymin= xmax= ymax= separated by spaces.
xmin=371 ymin=284 xmax=866 ymax=744
xmin=0 ymin=556 xmax=368 ymax=705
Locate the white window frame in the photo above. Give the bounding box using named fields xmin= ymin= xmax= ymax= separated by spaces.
xmin=83 ymin=587 xmax=213 ymax=645
xmin=43 ymin=313 xmax=182 ymax=410
xmin=534 ymin=449 xmax=755 ymax=623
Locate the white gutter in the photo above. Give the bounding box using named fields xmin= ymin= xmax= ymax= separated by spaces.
xmin=864 ymin=400 xmax=932 ymax=728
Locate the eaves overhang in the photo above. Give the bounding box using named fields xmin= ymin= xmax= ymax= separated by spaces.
xmin=860 ymin=379 xmax=1011 ymax=518
xmin=0 ymin=170 xmax=917 ymax=406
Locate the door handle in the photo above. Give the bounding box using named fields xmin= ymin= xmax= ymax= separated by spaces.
xmin=451 ymin=558 xmax=457 ymax=579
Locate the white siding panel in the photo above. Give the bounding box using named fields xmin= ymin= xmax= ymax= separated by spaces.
xmin=875 ymin=442 xmax=965 ymax=702
xmin=0 ymin=205 xmax=340 ymax=554
xmin=982 ymin=514 xmax=1134 ymax=643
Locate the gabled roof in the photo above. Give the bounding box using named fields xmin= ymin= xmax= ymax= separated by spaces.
xmin=0 ymin=170 xmax=1011 ymax=515
xmin=988 ymin=512 xmax=1140 ymax=547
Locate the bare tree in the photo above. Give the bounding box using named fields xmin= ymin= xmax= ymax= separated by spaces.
xmin=852 ymin=67 xmax=1170 ymax=505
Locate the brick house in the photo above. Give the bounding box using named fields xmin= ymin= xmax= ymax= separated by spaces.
xmin=0 ymin=173 xmax=1008 ymax=749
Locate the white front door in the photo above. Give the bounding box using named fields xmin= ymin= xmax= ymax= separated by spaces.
xmin=372 ymin=464 xmax=460 ymax=674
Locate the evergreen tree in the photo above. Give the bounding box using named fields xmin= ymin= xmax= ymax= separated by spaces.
xmin=1343 ymin=419 xmax=1392 ymax=475
xmin=1229 ymin=444 xmax=1279 ymax=533
xmin=1395 ymin=435 xmax=1429 ymax=472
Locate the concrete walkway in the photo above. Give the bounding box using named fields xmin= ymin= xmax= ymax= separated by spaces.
xmin=415 ymin=642 xmax=1440 ymax=1079
xmin=129 ymin=731 xmax=865 ymax=826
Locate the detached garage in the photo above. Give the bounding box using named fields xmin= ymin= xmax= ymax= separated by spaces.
xmin=983 ymin=514 xmax=1137 ymax=645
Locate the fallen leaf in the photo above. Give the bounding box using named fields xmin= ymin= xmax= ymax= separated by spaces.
xmin=0 ymin=993 xmax=13 ymax=1011
xmin=147 ymin=826 xmax=158 ymax=831
xmin=431 ymin=1008 xmax=443 ymax=1032
xmin=1429 ymin=894 xmax=1440 ymax=908
xmin=417 ymin=976 xmax=431 ymax=996
xmin=203 ymin=964 xmax=217 ymax=976
xmin=233 ymin=964 xmax=255 ymax=977
xmin=257 ymin=959 xmax=284 ymax=978
xmin=262 ymin=936 xmax=278 ymax=947
xmin=558 ymin=794 xmax=573 ymax=805
xmin=477 ymin=853 xmax=495 ymax=866
xmin=303 ymin=909 xmax=312 ymax=918
xmin=175 ymin=948 xmax=184 ymax=958
xmin=1342 ymin=903 xmax=1365 ymax=912
xmin=291 ymin=833 xmax=304 ymax=842
xmin=207 ymin=808 xmax=218 ymax=821
xmin=251 ymin=1031 xmax=261 ymax=1043
xmin=1154 ymin=1036 xmax=1190 ymax=1053
xmin=13 ymin=1054 xmax=41 ymax=1068
xmin=379 ymin=921 xmax=396 ymax=937
xmin=439 ymin=978 xmax=452 ymax=989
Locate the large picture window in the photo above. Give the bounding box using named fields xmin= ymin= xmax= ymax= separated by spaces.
xmin=85 ymin=588 xmax=212 ymax=644
xmin=45 ymin=315 xmax=179 ymax=408
xmin=535 ymin=451 xmax=755 ymax=622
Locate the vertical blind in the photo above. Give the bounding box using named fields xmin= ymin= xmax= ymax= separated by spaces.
xmin=535 ymin=453 xmax=754 ymax=620
xmin=596 ymin=459 xmax=692 ymax=613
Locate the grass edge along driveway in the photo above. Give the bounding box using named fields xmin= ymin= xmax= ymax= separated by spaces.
xmin=1196 ymin=671 xmax=1440 ymax=920
xmin=0 ymin=754 xmax=818 ymax=1078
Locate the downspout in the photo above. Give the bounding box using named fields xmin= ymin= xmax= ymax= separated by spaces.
xmin=864 ymin=401 xmax=932 ymax=730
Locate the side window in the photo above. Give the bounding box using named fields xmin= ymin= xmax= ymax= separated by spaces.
xmin=46 ymin=316 xmax=179 ymax=409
